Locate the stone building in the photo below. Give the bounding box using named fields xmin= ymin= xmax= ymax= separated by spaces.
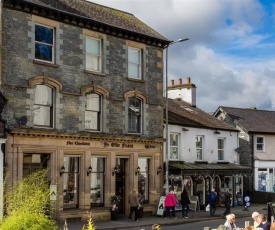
xmin=214 ymin=107 xmax=275 ymax=193
xmin=0 ymin=0 xmax=169 ymax=221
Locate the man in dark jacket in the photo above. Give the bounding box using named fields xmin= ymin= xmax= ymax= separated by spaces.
xmin=222 ymin=188 xmax=232 ymax=217
xmin=181 ymin=188 xmax=191 ymax=219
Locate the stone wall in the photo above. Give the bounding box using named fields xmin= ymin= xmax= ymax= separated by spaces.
xmin=1 ymin=8 xmax=164 ymax=138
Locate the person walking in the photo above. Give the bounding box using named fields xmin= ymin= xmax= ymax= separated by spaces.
xmin=164 ymin=190 xmax=177 ymax=219
xmin=128 ymin=189 xmax=140 ymax=222
xmin=180 ymin=188 xmax=191 ymax=219
xmin=222 ymin=188 xmax=232 ymax=217
xmin=209 ymin=188 xmax=217 ymax=216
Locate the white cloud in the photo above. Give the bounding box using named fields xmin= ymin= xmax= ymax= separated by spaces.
xmin=88 ymin=0 xmax=275 ymax=112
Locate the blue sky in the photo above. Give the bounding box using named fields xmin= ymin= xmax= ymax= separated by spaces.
xmin=88 ymin=0 xmax=275 ymax=112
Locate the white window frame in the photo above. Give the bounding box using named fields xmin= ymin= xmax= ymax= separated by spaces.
xmin=196 ymin=136 xmax=203 ymax=160
xmin=128 ymin=47 xmax=141 ymax=79
xmin=33 ymin=85 xmax=54 ymax=128
xmin=169 ymin=133 xmax=180 ymax=160
xmin=256 ymin=136 xmax=265 ymax=151
xmin=35 ymin=23 xmax=55 ymax=64
xmin=218 ymin=138 xmax=225 ymax=161
xmin=85 ymin=37 xmax=102 ymax=72
xmin=85 ymin=93 xmax=101 ymax=131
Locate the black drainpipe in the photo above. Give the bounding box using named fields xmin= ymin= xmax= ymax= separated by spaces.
xmin=251 ymin=133 xmax=255 ymax=190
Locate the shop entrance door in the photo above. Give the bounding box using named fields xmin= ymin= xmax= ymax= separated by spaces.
xmin=115 ymin=158 xmax=126 ymax=214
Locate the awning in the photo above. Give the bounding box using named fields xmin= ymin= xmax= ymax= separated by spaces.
xmin=169 ymin=162 xmax=251 ymax=176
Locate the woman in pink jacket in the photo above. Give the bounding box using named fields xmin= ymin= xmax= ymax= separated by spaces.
xmin=164 ymin=190 xmax=177 ymax=219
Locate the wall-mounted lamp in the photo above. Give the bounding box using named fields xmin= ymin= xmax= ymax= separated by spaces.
xmin=112 ymin=166 xmax=117 ymax=176
xmin=214 ymin=130 xmax=220 ymax=134
xmin=87 ymin=166 xmax=92 ymax=176
xmin=135 ymin=166 xmax=140 ymax=175
xmin=60 ymin=166 xmax=65 ymax=177
xmin=182 ymin=127 xmax=189 ymax=131
xmin=157 ymin=166 xmax=162 ymax=175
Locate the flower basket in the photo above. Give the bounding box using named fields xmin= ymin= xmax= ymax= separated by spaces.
xmin=111 ymin=195 xmax=121 ymax=204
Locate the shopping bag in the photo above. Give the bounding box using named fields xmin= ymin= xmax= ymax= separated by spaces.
xmin=205 ymin=204 xmax=210 ymax=212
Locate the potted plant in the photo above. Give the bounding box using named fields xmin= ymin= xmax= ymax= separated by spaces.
xmin=110 ymin=195 xmax=121 ymax=220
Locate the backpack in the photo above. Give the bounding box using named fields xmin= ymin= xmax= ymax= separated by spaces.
xmin=209 ymin=192 xmax=216 ymax=202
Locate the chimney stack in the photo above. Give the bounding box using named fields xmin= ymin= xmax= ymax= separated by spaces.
xmin=167 ymin=77 xmax=196 ymax=107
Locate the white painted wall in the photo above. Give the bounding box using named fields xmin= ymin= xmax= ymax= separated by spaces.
xmin=164 ymin=125 xmax=239 ymax=163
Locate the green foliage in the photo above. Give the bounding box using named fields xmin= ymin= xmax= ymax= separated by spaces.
xmin=0 ymin=169 xmax=58 ymax=229
xmin=4 ymin=169 xmax=51 ymax=215
xmin=82 ymin=212 xmax=97 ymax=230
xmin=0 ymin=212 xmax=58 ymax=230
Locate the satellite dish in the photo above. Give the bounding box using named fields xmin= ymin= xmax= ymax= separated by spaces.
xmin=18 ymin=116 xmax=28 ymax=125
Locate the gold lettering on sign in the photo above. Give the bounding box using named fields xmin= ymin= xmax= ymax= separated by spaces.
xmin=66 ymin=141 xmax=90 ymax=146
xmin=103 ymin=142 xmax=133 ymax=148
xmin=145 ymin=144 xmax=156 ymax=149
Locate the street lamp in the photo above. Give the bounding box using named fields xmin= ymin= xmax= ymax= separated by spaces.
xmin=164 ymin=38 xmax=189 ymax=195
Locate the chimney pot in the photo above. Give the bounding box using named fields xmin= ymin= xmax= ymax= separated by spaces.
xmin=170 ymin=80 xmax=174 ymax=86
xmin=178 ymin=78 xmax=182 ymax=85
xmin=187 ymin=77 xmax=191 ymax=84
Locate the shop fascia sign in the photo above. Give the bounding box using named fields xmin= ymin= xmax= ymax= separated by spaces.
xmin=65 ymin=140 xmax=157 ymax=149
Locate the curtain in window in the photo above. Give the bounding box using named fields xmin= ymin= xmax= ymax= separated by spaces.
xmin=35 ymin=25 xmax=53 ymax=62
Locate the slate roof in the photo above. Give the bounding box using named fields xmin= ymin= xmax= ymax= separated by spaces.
xmin=166 ymin=98 xmax=238 ymax=131
xmin=4 ymin=0 xmax=169 ymax=46
xmin=216 ymin=106 xmax=275 ymax=134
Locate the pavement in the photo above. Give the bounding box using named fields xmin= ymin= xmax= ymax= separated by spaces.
xmin=59 ymin=203 xmax=267 ymax=230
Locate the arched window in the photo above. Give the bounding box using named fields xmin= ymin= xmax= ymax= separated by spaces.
xmin=33 ymin=85 xmax=53 ymax=127
xmin=128 ymin=97 xmax=141 ymax=133
xmin=85 ymin=93 xmax=101 ymax=131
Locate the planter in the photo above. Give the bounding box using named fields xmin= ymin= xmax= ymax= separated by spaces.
xmin=110 ymin=208 xmax=119 ymax=221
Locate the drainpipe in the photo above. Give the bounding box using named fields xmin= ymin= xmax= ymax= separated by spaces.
xmin=251 ymin=133 xmax=254 ymax=191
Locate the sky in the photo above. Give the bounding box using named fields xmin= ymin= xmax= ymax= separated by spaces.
xmin=89 ymin=0 xmax=275 ymax=112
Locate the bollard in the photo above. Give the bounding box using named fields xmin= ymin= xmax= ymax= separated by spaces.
xmin=204 ymin=228 xmax=211 ymax=230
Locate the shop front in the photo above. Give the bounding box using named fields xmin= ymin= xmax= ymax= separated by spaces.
xmin=6 ymin=129 xmax=163 ymax=221
xmin=167 ymin=162 xmax=251 ymax=210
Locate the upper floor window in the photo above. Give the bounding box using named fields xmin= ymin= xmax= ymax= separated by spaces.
xmin=196 ymin=136 xmax=203 ymax=160
xmin=35 ymin=24 xmax=54 ymax=63
xmin=33 ymin=85 xmax=53 ymax=127
xmin=256 ymin=136 xmax=264 ymax=151
xmin=128 ymin=97 xmax=141 ymax=133
xmin=86 ymin=37 xmax=101 ymax=72
xmin=170 ymin=133 xmax=179 ymax=160
xmin=85 ymin=93 xmax=101 ymax=131
xmin=218 ymin=138 xmax=225 ymax=160
xmin=128 ymin=47 xmax=141 ymax=79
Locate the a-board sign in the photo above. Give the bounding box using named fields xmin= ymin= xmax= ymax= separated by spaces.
xmin=189 ymin=195 xmax=199 ymax=212
xmin=156 ymin=196 xmax=166 ymax=216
